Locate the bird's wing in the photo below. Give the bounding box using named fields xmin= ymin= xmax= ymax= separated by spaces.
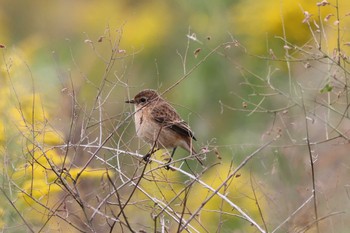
xmin=151 ymin=103 xmax=197 ymax=140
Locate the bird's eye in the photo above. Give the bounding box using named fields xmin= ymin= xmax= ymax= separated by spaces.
xmin=140 ymin=97 xmax=147 ymax=103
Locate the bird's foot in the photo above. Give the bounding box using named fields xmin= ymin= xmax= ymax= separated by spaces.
xmin=164 ymin=158 xmax=175 ymax=171
xmin=165 ymin=164 xmax=175 ymax=171
xmin=143 ymin=153 xmax=152 ymax=163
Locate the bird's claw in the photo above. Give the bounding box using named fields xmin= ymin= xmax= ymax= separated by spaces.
xmin=143 ymin=153 xmax=151 ymax=163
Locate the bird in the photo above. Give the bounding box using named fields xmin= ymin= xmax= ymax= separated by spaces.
xmin=125 ymin=89 xmax=203 ymax=168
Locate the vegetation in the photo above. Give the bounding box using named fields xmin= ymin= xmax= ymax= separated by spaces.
xmin=1 ymin=0 xmax=350 ymax=232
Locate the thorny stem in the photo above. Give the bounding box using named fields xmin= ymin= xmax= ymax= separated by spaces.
xmin=300 ymin=86 xmax=319 ymax=233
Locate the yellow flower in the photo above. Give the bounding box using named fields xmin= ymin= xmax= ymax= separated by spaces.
xmin=137 ymin=154 xmax=266 ymax=232
xmin=230 ymin=0 xmax=350 ymax=53
xmin=0 ymin=208 xmax=4 ymax=228
xmin=0 ymin=120 xmax=4 ymax=143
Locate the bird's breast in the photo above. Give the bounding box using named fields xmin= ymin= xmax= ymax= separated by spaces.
xmin=133 ymin=107 xmax=189 ymax=150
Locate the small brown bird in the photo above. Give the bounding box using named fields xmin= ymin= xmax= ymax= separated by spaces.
xmin=126 ymin=89 xmax=203 ymax=166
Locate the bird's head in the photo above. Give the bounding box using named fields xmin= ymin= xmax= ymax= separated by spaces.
xmin=125 ymin=89 xmax=161 ymax=106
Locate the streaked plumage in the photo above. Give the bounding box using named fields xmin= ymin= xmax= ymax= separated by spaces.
xmin=126 ymin=89 xmax=202 ymax=165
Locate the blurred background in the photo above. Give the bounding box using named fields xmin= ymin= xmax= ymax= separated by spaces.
xmin=1 ymin=0 xmax=350 ymax=232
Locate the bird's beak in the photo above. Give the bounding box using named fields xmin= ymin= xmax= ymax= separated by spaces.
xmin=125 ymin=99 xmax=135 ymax=104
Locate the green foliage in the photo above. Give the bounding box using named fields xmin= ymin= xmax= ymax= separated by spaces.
xmin=320 ymin=83 xmax=333 ymax=93
xmin=1 ymin=0 xmax=350 ymax=232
